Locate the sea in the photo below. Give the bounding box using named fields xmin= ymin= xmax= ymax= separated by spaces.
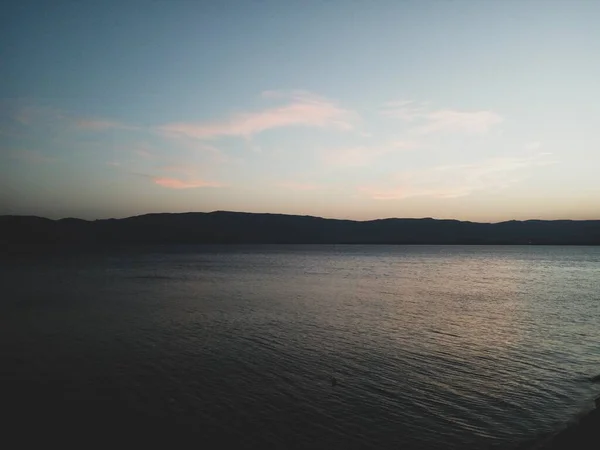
xmin=1 ymin=245 xmax=599 ymax=448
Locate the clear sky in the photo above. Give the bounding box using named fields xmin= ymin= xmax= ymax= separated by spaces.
xmin=2 ymin=0 xmax=599 ymax=222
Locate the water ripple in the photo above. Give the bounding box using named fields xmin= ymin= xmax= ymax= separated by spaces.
xmin=2 ymin=245 xmax=600 ymax=448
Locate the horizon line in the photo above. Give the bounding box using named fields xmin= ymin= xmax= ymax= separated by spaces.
xmin=2 ymin=210 xmax=599 ymax=225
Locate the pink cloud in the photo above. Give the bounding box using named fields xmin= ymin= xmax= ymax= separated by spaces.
xmin=360 ymin=153 xmax=557 ymax=200
xmin=278 ymin=182 xmax=322 ymax=191
xmin=160 ymin=91 xmax=355 ymax=140
xmin=134 ymin=149 xmax=153 ymax=158
xmin=152 ymin=177 xmax=222 ymax=189
xmin=416 ymin=110 xmax=502 ymax=134
xmin=160 ymin=165 xmax=198 ymax=176
xmin=161 ymin=135 xmax=239 ymax=165
xmin=359 ymin=185 xmax=473 ymax=200
xmin=8 ymin=103 xmax=141 ymax=135
xmin=321 ymin=141 xmax=415 ymax=167
xmin=9 ymin=103 xmax=138 ymax=133
xmin=382 ymin=101 xmax=502 ymax=135
xmin=322 ymin=147 xmax=383 ymax=167
xmin=75 ymin=119 xmax=137 ymax=131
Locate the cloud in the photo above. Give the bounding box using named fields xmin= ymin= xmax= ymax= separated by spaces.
xmin=360 ymin=153 xmax=557 ymax=200
xmin=160 ymin=91 xmax=355 ymax=140
xmin=152 ymin=176 xmax=223 ymax=189
xmin=134 ymin=149 xmax=153 ymax=158
xmin=524 ymin=141 xmax=542 ymax=151
xmin=75 ymin=119 xmax=137 ymax=131
xmin=170 ymin=138 xmax=230 ymax=159
xmin=382 ymin=100 xmax=502 ymax=135
xmin=147 ymin=165 xmax=224 ymax=189
xmin=416 ymin=110 xmax=502 ymax=134
xmin=278 ymin=181 xmax=322 ymax=191
xmin=260 ymin=89 xmax=323 ymax=100
xmin=5 ymin=103 xmax=143 ymax=140
xmin=321 ymin=141 xmax=415 ymax=167
xmin=10 ymin=149 xmax=56 ymax=164
xmin=9 ymin=104 xmax=65 ymax=126
xmin=380 ymin=100 xmax=428 ymax=121
xmin=6 ymin=102 xmax=138 ymax=132
xmin=159 ymin=165 xmax=200 ymax=176
xmin=14 ymin=110 xmax=33 ymax=125
xmin=322 ymin=147 xmax=385 ymax=167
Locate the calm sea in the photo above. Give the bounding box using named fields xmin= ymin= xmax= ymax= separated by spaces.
xmin=1 ymin=245 xmax=599 ymax=448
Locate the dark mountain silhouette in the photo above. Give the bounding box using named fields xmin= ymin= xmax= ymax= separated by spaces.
xmin=1 ymin=211 xmax=599 ymax=250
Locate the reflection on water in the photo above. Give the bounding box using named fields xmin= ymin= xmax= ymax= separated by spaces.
xmin=1 ymin=245 xmax=599 ymax=448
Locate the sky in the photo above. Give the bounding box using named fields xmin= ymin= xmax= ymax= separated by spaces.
xmin=1 ymin=0 xmax=599 ymax=222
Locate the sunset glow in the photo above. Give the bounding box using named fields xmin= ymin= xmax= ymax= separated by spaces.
xmin=2 ymin=1 xmax=599 ymax=221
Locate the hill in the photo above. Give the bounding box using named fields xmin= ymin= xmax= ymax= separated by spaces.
xmin=1 ymin=211 xmax=599 ymax=249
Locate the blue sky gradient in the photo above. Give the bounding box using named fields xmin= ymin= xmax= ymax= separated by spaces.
xmin=2 ymin=0 xmax=599 ymax=221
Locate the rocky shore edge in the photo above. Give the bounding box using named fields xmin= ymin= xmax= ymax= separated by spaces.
xmin=536 ymin=396 xmax=600 ymax=449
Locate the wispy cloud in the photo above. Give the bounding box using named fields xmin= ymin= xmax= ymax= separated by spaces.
xmin=159 ymin=165 xmax=200 ymax=176
xmin=524 ymin=141 xmax=542 ymax=151
xmin=174 ymin=138 xmax=230 ymax=159
xmin=152 ymin=176 xmax=223 ymax=189
xmin=417 ymin=110 xmax=502 ymax=134
xmin=109 ymin=143 xmax=155 ymax=159
xmin=8 ymin=103 xmax=140 ymax=133
xmin=10 ymin=149 xmax=56 ymax=164
xmin=10 ymin=104 xmax=65 ymax=126
xmin=321 ymin=141 xmax=415 ymax=167
xmin=278 ymin=181 xmax=322 ymax=191
xmin=127 ymin=163 xmax=226 ymax=189
xmin=134 ymin=148 xmax=153 ymax=158
xmin=382 ymin=100 xmax=502 ymax=135
xmin=381 ymin=100 xmax=428 ymax=121
xmin=160 ymin=91 xmax=356 ymax=140
xmin=14 ymin=109 xmax=33 ymax=125
xmin=360 ymin=153 xmax=557 ymax=200
xmin=75 ymin=119 xmax=138 ymax=132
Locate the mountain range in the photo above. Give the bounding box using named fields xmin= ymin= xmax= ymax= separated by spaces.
xmin=1 ymin=211 xmax=599 ymax=249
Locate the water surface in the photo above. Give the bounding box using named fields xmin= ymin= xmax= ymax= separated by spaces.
xmin=2 ymin=245 xmax=599 ymax=448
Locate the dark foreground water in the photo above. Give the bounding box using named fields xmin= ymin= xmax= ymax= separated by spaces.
xmin=1 ymin=245 xmax=599 ymax=448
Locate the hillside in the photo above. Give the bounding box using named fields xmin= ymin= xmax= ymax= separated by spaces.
xmin=1 ymin=211 xmax=599 ymax=248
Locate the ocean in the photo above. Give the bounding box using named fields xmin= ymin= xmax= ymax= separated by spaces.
xmin=1 ymin=245 xmax=599 ymax=448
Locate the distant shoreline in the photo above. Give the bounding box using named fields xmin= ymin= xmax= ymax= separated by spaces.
xmin=2 ymin=211 xmax=600 ymax=247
